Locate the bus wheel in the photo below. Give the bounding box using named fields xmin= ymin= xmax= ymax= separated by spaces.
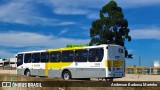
xmin=25 ymin=70 xmax=31 ymax=77
xmin=62 ymin=70 xmax=71 ymax=80
xmin=105 ymin=78 xmax=113 ymax=81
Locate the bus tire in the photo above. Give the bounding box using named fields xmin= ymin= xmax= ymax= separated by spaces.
xmin=25 ymin=69 xmax=31 ymax=77
xmin=62 ymin=70 xmax=71 ymax=80
xmin=105 ymin=78 xmax=113 ymax=81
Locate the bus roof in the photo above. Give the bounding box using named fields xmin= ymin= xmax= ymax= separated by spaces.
xmin=17 ymin=50 xmax=46 ymax=54
xmin=46 ymin=47 xmax=83 ymax=52
xmin=46 ymin=44 xmax=121 ymax=52
xmin=17 ymin=44 xmax=122 ymax=54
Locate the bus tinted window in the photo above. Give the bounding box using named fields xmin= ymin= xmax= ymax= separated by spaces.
xmin=75 ymin=50 xmax=88 ymax=62
xmin=17 ymin=54 xmax=23 ymax=66
xmin=62 ymin=51 xmax=74 ymax=62
xmin=88 ymin=48 xmax=104 ymax=62
xmin=41 ymin=52 xmax=49 ymax=62
xmin=50 ymin=52 xmax=61 ymax=62
xmin=24 ymin=53 xmax=31 ymax=63
xmin=32 ymin=53 xmax=40 ymax=63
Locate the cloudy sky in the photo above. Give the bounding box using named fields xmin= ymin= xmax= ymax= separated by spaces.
xmin=0 ymin=0 xmax=160 ymax=66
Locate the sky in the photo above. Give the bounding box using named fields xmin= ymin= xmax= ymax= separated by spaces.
xmin=0 ymin=0 xmax=160 ymax=66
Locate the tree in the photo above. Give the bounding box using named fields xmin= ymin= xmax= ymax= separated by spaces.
xmin=89 ymin=0 xmax=132 ymax=58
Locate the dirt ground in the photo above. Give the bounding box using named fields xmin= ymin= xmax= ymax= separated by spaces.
xmin=1 ymin=70 xmax=160 ymax=81
xmin=114 ymin=74 xmax=160 ymax=81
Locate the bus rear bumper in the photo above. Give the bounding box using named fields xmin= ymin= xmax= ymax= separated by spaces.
xmin=107 ymin=73 xmax=124 ymax=78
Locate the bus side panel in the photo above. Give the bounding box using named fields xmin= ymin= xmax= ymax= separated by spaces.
xmin=73 ymin=61 xmax=106 ymax=78
xmin=26 ymin=68 xmax=46 ymax=76
xmin=29 ymin=69 xmax=45 ymax=76
xmin=47 ymin=68 xmax=76 ymax=78
xmin=47 ymin=63 xmax=74 ymax=78
xmin=38 ymin=69 xmax=46 ymax=76
xmin=30 ymin=69 xmax=38 ymax=76
xmin=75 ymin=68 xmax=106 ymax=78
xmin=17 ymin=68 xmax=25 ymax=75
xmin=22 ymin=63 xmax=46 ymax=76
xmin=48 ymin=69 xmax=61 ymax=77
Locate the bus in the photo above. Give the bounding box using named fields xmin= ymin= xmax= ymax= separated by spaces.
xmin=16 ymin=44 xmax=125 ymax=80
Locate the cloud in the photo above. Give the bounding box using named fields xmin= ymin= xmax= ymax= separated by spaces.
xmin=59 ymin=29 xmax=68 ymax=35
xmin=1 ymin=0 xmax=159 ymax=24
xmin=43 ymin=0 xmax=99 ymax=14
xmin=0 ymin=31 xmax=89 ymax=48
xmin=116 ymin=0 xmax=160 ymax=8
xmin=130 ymin=28 xmax=160 ymax=39
xmin=39 ymin=0 xmax=103 ymax=19
xmin=0 ymin=0 xmax=42 ymax=25
xmin=39 ymin=0 xmax=160 ymax=20
xmin=0 ymin=0 xmax=76 ymax=26
xmin=57 ymin=22 xmax=76 ymax=26
xmin=54 ymin=8 xmax=88 ymax=15
xmin=0 ymin=31 xmax=90 ymax=57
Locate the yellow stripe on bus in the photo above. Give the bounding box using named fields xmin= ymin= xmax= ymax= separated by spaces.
xmin=46 ymin=47 xmax=83 ymax=52
xmin=106 ymin=60 xmax=124 ymax=67
xmin=47 ymin=62 xmax=72 ymax=69
xmin=45 ymin=62 xmax=72 ymax=76
xmin=45 ymin=63 xmax=48 ymax=76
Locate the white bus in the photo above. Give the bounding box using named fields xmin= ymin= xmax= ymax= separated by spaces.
xmin=16 ymin=44 xmax=125 ymax=80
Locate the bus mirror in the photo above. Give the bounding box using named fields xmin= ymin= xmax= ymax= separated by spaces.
xmin=106 ymin=46 xmax=108 ymax=49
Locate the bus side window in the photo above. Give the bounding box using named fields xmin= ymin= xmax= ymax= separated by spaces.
xmin=17 ymin=54 xmax=23 ymax=67
xmin=61 ymin=51 xmax=74 ymax=62
xmin=75 ymin=50 xmax=88 ymax=62
xmin=50 ymin=52 xmax=61 ymax=62
xmin=88 ymin=48 xmax=104 ymax=62
xmin=32 ymin=53 xmax=40 ymax=63
xmin=41 ymin=52 xmax=49 ymax=62
xmin=24 ymin=53 xmax=31 ymax=63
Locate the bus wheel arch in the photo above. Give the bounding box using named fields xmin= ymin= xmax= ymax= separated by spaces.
xmin=62 ymin=69 xmax=72 ymax=80
xmin=105 ymin=78 xmax=113 ymax=81
xmin=24 ymin=68 xmax=31 ymax=77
